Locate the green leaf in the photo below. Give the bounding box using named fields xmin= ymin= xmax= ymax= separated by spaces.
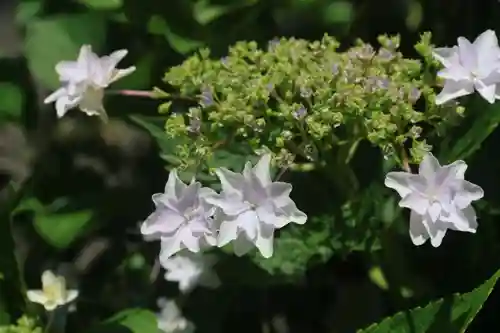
xmin=25 ymin=13 xmax=106 ymax=89
xmin=34 ymin=209 xmax=94 ymax=249
xmin=147 ymin=15 xmax=204 ymax=55
xmin=0 ymin=83 xmax=24 ymax=121
xmin=322 ymin=1 xmax=354 ymax=24
xmin=0 ymin=183 xmax=28 ymax=323
xmin=88 ymin=309 xmax=157 ymax=333
xmin=129 ymin=114 xmax=186 ymax=166
xmin=80 ymin=0 xmax=123 ymax=10
xmin=358 ymin=269 xmax=500 ymax=333
xmin=15 ymin=0 xmax=43 ymax=25
xmin=193 ymin=0 xmax=257 ymax=25
xmin=440 ymin=99 xmax=500 ymax=162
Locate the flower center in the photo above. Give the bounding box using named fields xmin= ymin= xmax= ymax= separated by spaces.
xmin=184 ymin=206 xmax=199 ymax=221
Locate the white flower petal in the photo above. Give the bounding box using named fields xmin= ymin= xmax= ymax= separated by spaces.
xmin=217 ymin=218 xmax=239 ymax=247
xmin=110 ymin=66 xmax=136 ymax=84
xmin=164 ymin=170 xmax=188 ymax=200
xmin=26 ymin=290 xmax=47 ymax=305
xmin=215 ymin=167 xmax=245 ymax=194
xmin=255 ymin=223 xmax=275 ymax=258
xmin=399 ymin=192 xmax=429 ymax=215
xmin=44 ymin=300 xmax=59 ymax=312
xmin=454 ymin=180 xmax=484 ymax=209
xmin=141 ymin=210 xmax=185 ymax=236
xmin=179 ymin=227 xmax=201 ymax=253
xmin=253 ymin=154 xmax=272 ymax=186
xmin=268 ymin=182 xmax=293 ymax=206
xmin=457 ymin=37 xmax=477 ymax=72
xmin=56 ymin=61 xmax=86 ymax=83
xmin=233 ymin=234 xmax=255 ymax=257
xmin=435 ymin=79 xmax=474 ymax=105
xmin=44 ymin=88 xmax=67 ymax=104
xmin=385 ymin=172 xmax=422 ymax=198
xmin=42 ymin=270 xmax=58 ymax=287
xmin=474 ymin=81 xmax=496 ymax=103
xmin=239 ymin=210 xmax=259 ymax=241
xmin=428 ymin=202 xmax=442 ymax=222
xmin=432 ymin=46 xmax=457 ymax=67
xmin=474 ymin=30 xmax=500 ymax=75
xmin=65 ymin=290 xmax=79 ymax=303
xmin=419 ymin=153 xmax=441 ymax=179
xmin=420 ymin=216 xmax=448 ymax=247
xmin=409 ymin=211 xmax=428 ymax=246
xmin=159 ymin=233 xmax=184 ymax=260
xmin=55 ymin=94 xmax=82 ymax=118
xmin=206 ymin=193 xmax=249 ymax=215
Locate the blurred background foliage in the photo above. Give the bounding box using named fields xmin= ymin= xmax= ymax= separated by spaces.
xmin=2 ymin=0 xmax=500 ymax=332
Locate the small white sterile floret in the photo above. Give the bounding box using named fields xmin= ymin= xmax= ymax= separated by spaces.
xmin=44 ymin=45 xmax=136 ymax=121
xmin=384 ymin=153 xmax=484 ymax=247
xmin=26 ymin=270 xmax=78 ymax=311
xmin=206 ymin=154 xmax=307 ymax=258
xmin=141 ymin=170 xmax=217 ymax=259
xmin=433 ymin=29 xmax=500 ymax=104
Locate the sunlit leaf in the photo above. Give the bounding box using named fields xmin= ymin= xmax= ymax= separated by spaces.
xmin=358 ymin=269 xmax=500 ymax=333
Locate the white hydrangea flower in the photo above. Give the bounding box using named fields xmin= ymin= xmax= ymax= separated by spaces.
xmin=206 ymin=154 xmax=307 ymax=258
xmin=160 ymin=251 xmax=220 ymax=293
xmin=44 ymin=45 xmax=136 ymax=120
xmin=141 ymin=170 xmax=217 ymax=259
xmin=384 ymin=153 xmax=484 ymax=247
xmin=26 ymin=270 xmax=78 ymax=311
xmin=433 ymin=29 xmax=500 ymax=104
xmin=156 ymin=298 xmax=195 ymax=333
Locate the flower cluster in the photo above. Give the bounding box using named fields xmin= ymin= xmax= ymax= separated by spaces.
xmin=44 ymin=45 xmax=135 ymax=121
xmin=156 ymin=33 xmax=464 ymax=173
xmin=140 ymin=154 xmax=306 ymax=288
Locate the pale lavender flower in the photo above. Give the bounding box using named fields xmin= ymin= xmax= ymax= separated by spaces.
xmin=378 ymin=48 xmax=394 ymax=61
xmin=384 ymin=153 xmax=484 ymax=247
xmin=433 ymin=29 xmax=500 ymax=104
xmin=205 ymin=154 xmax=307 ymax=258
xmin=293 ymin=106 xmax=307 ymax=119
xmin=268 ymin=38 xmax=280 ymax=52
xmin=200 ymin=88 xmax=214 ymax=107
xmin=408 ymin=87 xmax=421 ymax=104
xmin=140 ymin=170 xmax=217 ymax=258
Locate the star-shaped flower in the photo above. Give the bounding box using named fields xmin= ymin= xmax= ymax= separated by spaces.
xmin=384 ymin=153 xmax=484 ymax=247
xmin=160 ymin=251 xmax=220 ymax=293
xmin=141 ymin=169 xmax=217 ymax=258
xmin=433 ymin=30 xmax=500 ymax=104
xmin=206 ymin=154 xmax=307 ymax=258
xmin=26 ymin=270 xmax=78 ymax=311
xmin=44 ymin=45 xmax=136 ymax=121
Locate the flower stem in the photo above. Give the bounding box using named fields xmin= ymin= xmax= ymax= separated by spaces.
xmin=106 ymin=90 xmax=155 ymax=98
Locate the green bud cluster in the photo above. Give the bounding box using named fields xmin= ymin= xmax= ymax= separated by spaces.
xmin=157 ymin=32 xmax=464 ymax=170
xmin=0 ymin=316 xmax=42 ymax=333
